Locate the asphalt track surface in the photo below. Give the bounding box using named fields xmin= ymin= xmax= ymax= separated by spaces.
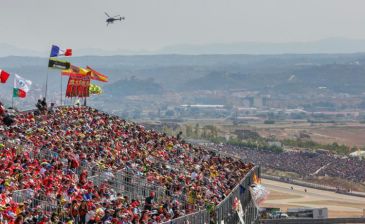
xmin=262 ymin=179 xmax=365 ymax=218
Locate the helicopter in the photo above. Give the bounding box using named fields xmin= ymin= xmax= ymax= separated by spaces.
xmin=105 ymin=12 xmax=125 ymax=26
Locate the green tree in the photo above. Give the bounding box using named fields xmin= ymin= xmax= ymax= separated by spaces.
xmin=185 ymin=125 xmax=193 ymax=137
xmin=194 ymin=123 xmax=200 ymax=138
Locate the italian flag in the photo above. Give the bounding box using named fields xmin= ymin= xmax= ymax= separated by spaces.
xmin=13 ymin=74 xmax=32 ymax=98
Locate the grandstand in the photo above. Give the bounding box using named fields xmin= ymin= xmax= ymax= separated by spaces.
xmin=0 ymin=105 xmax=260 ymax=223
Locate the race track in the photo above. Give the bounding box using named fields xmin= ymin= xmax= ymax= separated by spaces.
xmin=262 ymin=179 xmax=365 ymax=218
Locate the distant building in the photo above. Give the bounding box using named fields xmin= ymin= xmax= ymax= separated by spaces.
xmin=349 ymin=150 xmax=365 ymax=159
xmin=253 ymin=96 xmax=264 ymax=108
xmin=179 ymin=104 xmax=225 ymax=109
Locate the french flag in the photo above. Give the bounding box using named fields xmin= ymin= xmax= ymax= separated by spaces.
xmin=50 ymin=45 xmax=72 ymax=57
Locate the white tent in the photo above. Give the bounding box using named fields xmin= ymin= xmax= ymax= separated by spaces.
xmin=349 ymin=150 xmax=365 ymax=158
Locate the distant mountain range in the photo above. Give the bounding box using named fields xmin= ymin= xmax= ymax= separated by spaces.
xmin=2 ymin=37 xmax=365 ymax=57
xmin=159 ymin=38 xmax=365 ymax=55
xmin=2 ymin=53 xmax=365 ymax=111
xmin=0 ymin=43 xmax=44 ymax=57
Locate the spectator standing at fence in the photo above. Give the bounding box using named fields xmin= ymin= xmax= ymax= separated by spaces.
xmin=41 ymin=98 xmax=47 ymax=111
xmin=14 ymin=214 xmax=24 ymax=224
xmin=35 ymin=99 xmax=43 ymax=112
xmin=0 ymin=102 xmax=5 ymax=117
xmin=70 ymin=199 xmax=79 ymax=223
xmin=78 ymin=200 xmax=88 ymax=224
xmin=144 ymin=192 xmax=155 ymax=211
xmin=48 ymin=103 xmax=55 ymax=114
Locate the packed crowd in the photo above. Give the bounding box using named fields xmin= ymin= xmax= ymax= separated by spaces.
xmin=0 ymin=103 xmax=254 ymax=224
xmin=216 ymin=144 xmax=365 ymax=182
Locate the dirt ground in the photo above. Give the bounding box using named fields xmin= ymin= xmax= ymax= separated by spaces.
xmin=254 ymin=122 xmax=365 ymax=147
xmin=262 ymin=179 xmax=365 ymax=218
xmin=182 ymin=119 xmax=365 ymax=147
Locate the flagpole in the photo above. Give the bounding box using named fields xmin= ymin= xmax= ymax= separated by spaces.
xmin=45 ymin=58 xmax=50 ymax=100
xmin=60 ymin=74 xmax=63 ymax=106
xmin=11 ymin=75 xmax=15 ymax=108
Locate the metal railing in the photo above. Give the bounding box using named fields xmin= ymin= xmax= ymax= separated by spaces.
xmin=162 ymin=166 xmax=261 ymax=224
xmin=12 ymin=190 xmax=66 ymax=220
xmin=163 ymin=210 xmax=211 ymax=224
xmin=215 ymin=166 xmax=260 ymax=224
xmin=88 ymin=170 xmax=167 ymax=203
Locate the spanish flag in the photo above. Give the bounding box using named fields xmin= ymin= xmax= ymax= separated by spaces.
xmin=62 ymin=65 xmax=90 ymax=76
xmin=86 ymin=66 xmax=109 ymax=82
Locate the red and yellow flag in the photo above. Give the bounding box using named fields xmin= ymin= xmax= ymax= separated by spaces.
xmin=62 ymin=65 xmax=90 ymax=76
xmin=86 ymin=66 xmax=109 ymax=82
xmin=66 ymin=74 xmax=90 ymax=98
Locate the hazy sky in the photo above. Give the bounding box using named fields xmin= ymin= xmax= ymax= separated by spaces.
xmin=1 ymin=0 xmax=365 ymax=52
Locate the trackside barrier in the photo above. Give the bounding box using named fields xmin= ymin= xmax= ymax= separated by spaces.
xmin=262 ymin=174 xmax=365 ymax=198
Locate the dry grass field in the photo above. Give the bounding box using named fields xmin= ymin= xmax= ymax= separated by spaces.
xmin=254 ymin=122 xmax=365 ymax=147
xmin=186 ymin=119 xmax=365 ymax=147
xmin=178 ymin=119 xmax=365 ymax=147
xmin=262 ymin=179 xmax=365 ymax=218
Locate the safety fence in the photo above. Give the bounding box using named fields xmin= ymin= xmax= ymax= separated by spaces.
xmin=215 ymin=166 xmax=260 ymax=224
xmin=162 ymin=166 xmax=261 ymax=224
xmin=10 ymin=171 xmax=166 ymax=222
xmin=12 ymin=189 xmax=35 ymax=203
xmin=162 ymin=210 xmax=211 ymax=224
xmin=88 ymin=170 xmax=167 ymax=203
xmin=12 ymin=190 xmax=65 ymax=220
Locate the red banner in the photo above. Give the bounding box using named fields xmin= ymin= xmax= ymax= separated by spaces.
xmin=66 ymin=75 xmax=90 ymax=98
